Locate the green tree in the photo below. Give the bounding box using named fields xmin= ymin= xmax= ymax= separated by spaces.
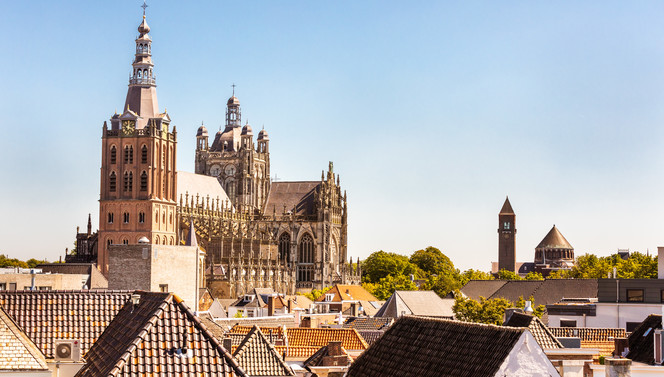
xmin=524 ymin=271 xmax=544 ymax=281
xmin=409 ymin=247 xmax=456 ymax=277
xmin=371 ymin=275 xmax=417 ymax=300
xmin=421 ymin=273 xmax=461 ymax=298
xmin=459 ymin=269 xmax=494 ymax=286
xmin=300 ymin=286 xmax=332 ymax=301
xmin=361 ymin=251 xmax=421 ymax=283
xmin=453 ymin=295 xmax=512 ymax=325
xmin=497 ymin=269 xmax=522 ymax=280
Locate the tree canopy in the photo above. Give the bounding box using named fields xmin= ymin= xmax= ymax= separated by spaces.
xmin=0 ymin=255 xmax=47 ymax=269
xmin=453 ymin=295 xmax=545 ymax=325
xmin=549 ymin=252 xmax=657 ymax=279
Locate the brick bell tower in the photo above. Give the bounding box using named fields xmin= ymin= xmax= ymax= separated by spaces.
xmin=97 ymin=10 xmax=177 ymax=276
xmin=498 ymin=196 xmax=516 ymax=272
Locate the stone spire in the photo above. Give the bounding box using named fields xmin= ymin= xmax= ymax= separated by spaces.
xmin=185 ymin=220 xmax=199 ymax=247
xmin=124 ymin=10 xmax=159 ymax=128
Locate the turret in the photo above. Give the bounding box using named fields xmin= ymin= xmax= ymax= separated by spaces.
xmin=241 ymin=122 xmax=254 ymax=150
xmin=196 ymin=122 xmax=208 ymax=151
xmin=257 ymin=128 xmax=269 ymax=153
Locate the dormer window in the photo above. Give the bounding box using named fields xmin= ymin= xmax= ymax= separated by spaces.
xmin=325 ymin=293 xmax=334 ymax=302
xmin=244 ymin=294 xmax=255 ymax=303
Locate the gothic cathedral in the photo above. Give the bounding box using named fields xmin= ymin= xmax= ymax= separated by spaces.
xmin=71 ymin=11 xmax=360 ymax=298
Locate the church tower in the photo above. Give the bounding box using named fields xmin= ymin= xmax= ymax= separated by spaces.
xmin=498 ymin=196 xmax=516 ymax=272
xmin=195 ymin=90 xmax=271 ymax=212
xmin=98 ymin=11 xmax=177 ymax=276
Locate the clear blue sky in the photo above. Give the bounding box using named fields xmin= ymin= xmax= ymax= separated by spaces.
xmin=1 ymin=1 xmax=664 ymax=271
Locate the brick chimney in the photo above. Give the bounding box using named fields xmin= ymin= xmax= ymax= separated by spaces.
xmin=321 ymin=341 xmax=349 ymax=366
xmin=287 ymin=298 xmax=292 ymax=314
xmin=268 ymin=296 xmax=275 ymax=316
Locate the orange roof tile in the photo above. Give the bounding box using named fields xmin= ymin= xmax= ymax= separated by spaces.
xmin=316 ymin=285 xmax=378 ymax=303
xmin=285 ymin=328 xmax=368 ymax=350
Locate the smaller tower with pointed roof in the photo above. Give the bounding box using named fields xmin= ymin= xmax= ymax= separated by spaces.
xmin=498 ymin=196 xmax=516 ymax=272
xmin=534 ymin=225 xmax=575 ymax=275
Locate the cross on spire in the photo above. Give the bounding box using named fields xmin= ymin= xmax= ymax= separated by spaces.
xmin=141 ymin=0 xmax=148 ymax=17
xmin=232 ymin=83 xmax=236 ymax=96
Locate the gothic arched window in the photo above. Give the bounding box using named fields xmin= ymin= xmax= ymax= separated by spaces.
xmin=297 ymin=234 xmax=314 ymax=282
xmin=124 ymin=146 xmax=133 ymax=164
xmin=123 ymin=212 xmax=129 ymax=224
xmin=141 ymin=145 xmax=148 ymax=163
xmin=107 ymin=212 xmax=114 ymax=224
xmin=140 ymin=171 xmax=148 ymax=191
xmin=137 ymin=70 xmax=142 ymax=78
xmin=124 ymin=171 xmax=133 ymax=192
xmin=110 ymin=146 xmax=117 ymax=164
xmin=109 ymin=171 xmax=116 ymax=192
xmin=139 ymin=212 xmax=145 ymax=223
xmin=279 ymin=233 xmax=291 ymax=262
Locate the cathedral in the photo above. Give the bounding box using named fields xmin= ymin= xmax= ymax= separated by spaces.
xmin=68 ymin=11 xmax=360 ymax=298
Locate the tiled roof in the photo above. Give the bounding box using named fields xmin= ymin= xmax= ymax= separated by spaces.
xmin=0 ymin=306 xmax=48 ymax=371
xmin=343 ymin=317 xmax=393 ymax=331
xmin=264 ymin=182 xmax=320 ymax=216
xmin=213 ymin=316 xmax=298 ymax=329
xmin=274 ymin=345 xmax=319 ymax=359
xmin=488 ymin=281 xmax=543 ymax=303
xmin=357 ymin=330 xmax=384 ymax=346
xmin=459 ymin=280 xmax=507 ymax=301
xmin=375 ymin=291 xmax=454 ymax=318
xmin=286 ymin=328 xmax=368 ymax=350
xmin=233 ymin=326 xmax=294 ymax=376
xmin=503 ymin=312 xmax=562 ymax=349
xmin=549 ymin=327 xmax=625 ymax=341
xmin=626 ymin=314 xmax=662 ymax=365
xmin=315 ymin=285 xmax=378 ymax=303
xmin=0 ymin=290 xmax=132 ymax=359
xmin=346 ymin=316 xmax=526 ymax=377
xmin=75 ymin=292 xmax=247 ymax=377
xmin=531 ymin=279 xmax=598 ymax=306
xmin=536 ymin=225 xmax=573 ymax=249
xmin=303 ymin=343 xmax=352 ymax=368
xmin=581 ymin=341 xmax=614 ymax=357
xmin=231 ymin=326 xmax=285 ymax=340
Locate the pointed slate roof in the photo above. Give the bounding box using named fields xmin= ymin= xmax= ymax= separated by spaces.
xmin=75 ymin=292 xmax=247 ymax=377
xmin=346 ymin=316 xmax=527 ymax=377
xmin=375 ymin=291 xmax=454 ymax=318
xmin=0 ymin=306 xmax=48 ymax=371
xmin=503 ymin=312 xmax=562 ymax=349
xmin=232 ymin=326 xmax=294 ymax=376
xmin=185 ymin=220 xmax=198 ymax=247
xmin=499 ymin=197 xmax=514 ymax=215
xmin=536 ymin=225 xmax=573 ymax=250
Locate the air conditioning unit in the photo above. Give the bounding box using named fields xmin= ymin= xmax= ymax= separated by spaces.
xmin=54 ymin=339 xmax=82 ymax=362
xmin=654 ymin=330 xmax=664 ymax=364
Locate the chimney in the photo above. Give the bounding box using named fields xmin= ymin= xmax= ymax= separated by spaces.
xmin=223 ymin=337 xmax=232 ymax=352
xmin=287 ymin=298 xmax=292 ymax=314
xmin=328 ymin=341 xmax=343 ymax=356
xmin=604 ymin=358 xmax=631 ymax=377
xmin=524 ymin=301 xmax=534 ymax=314
xmin=350 ymin=302 xmax=357 ymax=317
xmin=268 ymin=296 xmax=275 ymax=316
xmin=613 ymin=337 xmax=629 ymax=358
xmin=658 ymin=247 xmax=664 ymax=279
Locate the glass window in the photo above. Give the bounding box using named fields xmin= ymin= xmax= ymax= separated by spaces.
xmin=560 ymin=320 xmax=577 ymax=328
xmin=159 ymin=284 xmax=168 ymax=293
xmin=627 ymin=289 xmax=644 ymax=302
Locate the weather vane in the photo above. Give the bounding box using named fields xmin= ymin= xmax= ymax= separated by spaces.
xmin=141 ymin=0 xmax=148 ymax=16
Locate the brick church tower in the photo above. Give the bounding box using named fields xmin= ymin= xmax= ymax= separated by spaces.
xmin=498 ymin=196 xmax=516 ymax=272
xmin=97 ymin=13 xmax=177 ymax=275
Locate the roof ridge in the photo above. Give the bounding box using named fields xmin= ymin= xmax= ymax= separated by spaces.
xmin=403 ymin=315 xmax=526 ymax=333
xmin=110 ymin=295 xmax=172 ymax=377
xmin=173 ymin=297 xmax=247 ymax=376
xmin=233 ymin=325 xmax=293 ymax=375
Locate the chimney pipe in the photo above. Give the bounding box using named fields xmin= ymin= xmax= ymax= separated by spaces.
xmin=658 ymin=247 xmax=664 ymax=279
xmin=268 ymin=296 xmax=275 ymax=316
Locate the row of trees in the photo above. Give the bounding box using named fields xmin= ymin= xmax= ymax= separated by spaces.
xmin=357 ymin=248 xmax=658 ymax=324
xmin=0 ymin=255 xmax=47 ymax=269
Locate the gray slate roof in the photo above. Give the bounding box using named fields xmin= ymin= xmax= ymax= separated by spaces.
xmin=264 ymin=182 xmax=319 ymax=216
xmin=375 ymin=291 xmax=454 ymax=318
xmin=346 ymin=316 xmax=526 ymax=377
xmin=503 ymin=312 xmax=562 ymax=349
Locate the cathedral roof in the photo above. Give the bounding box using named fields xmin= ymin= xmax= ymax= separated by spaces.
xmin=258 ymin=128 xmax=269 ymax=140
xmin=241 ymin=123 xmax=253 ymax=136
xmin=176 ymin=171 xmax=233 ymax=209
xmin=499 ymin=196 xmax=514 ymax=215
xmin=197 ymin=125 xmax=208 ymax=137
xmin=210 ymin=127 xmax=241 ymax=152
xmin=264 ymin=181 xmax=320 ymax=216
xmin=536 ymin=225 xmax=573 ymax=250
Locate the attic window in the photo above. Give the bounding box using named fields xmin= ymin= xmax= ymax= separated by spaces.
xmin=244 ymin=295 xmax=255 ymax=302
xmin=644 ymin=328 xmax=653 ymax=337
xmin=325 ymin=293 xmax=334 ymax=302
